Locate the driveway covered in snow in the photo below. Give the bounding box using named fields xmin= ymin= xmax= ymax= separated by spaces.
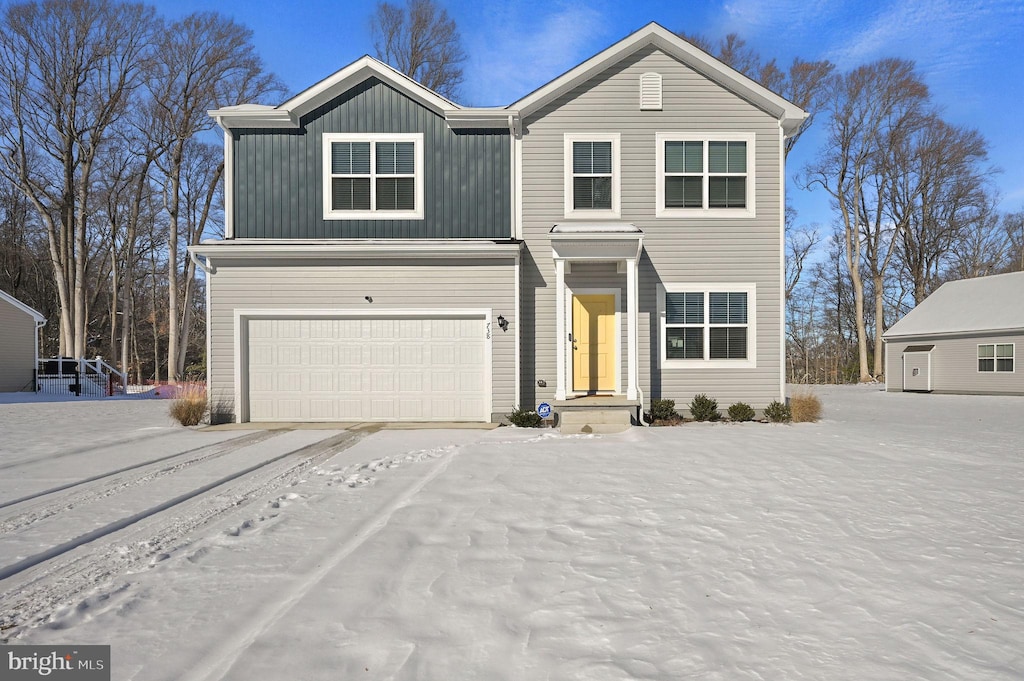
xmin=2 ymin=386 xmax=1022 ymax=680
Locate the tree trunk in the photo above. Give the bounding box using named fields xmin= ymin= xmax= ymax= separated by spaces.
xmin=166 ymin=140 xmax=184 ymax=383
xmin=873 ymin=273 xmax=885 ymax=378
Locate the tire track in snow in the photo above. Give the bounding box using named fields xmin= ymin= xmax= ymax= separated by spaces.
xmin=0 ymin=427 xmax=180 ymax=472
xmin=178 ymin=443 xmax=461 ymax=681
xmin=0 ymin=431 xmax=277 ymax=516
xmin=0 ymin=430 xmax=366 ymax=636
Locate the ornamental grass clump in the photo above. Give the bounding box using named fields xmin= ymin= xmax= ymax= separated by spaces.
xmin=688 ymin=393 xmax=720 ymax=422
xmin=169 ymin=382 xmax=208 ymax=427
xmin=790 ymin=389 xmax=823 ymax=423
xmin=727 ymin=402 xmax=756 ymax=422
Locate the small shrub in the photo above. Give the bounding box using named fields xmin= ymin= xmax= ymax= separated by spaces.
xmin=170 ymin=382 xmax=208 ymax=426
xmin=764 ymin=400 xmax=792 ymax=423
xmin=507 ymin=406 xmax=543 ymax=428
xmin=790 ymin=390 xmax=823 ymax=423
xmin=649 ymin=398 xmax=678 ymax=421
xmin=689 ymin=393 xmax=720 ymax=422
xmin=727 ymin=402 xmax=756 ymax=422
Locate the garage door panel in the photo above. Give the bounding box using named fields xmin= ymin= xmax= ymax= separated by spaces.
xmin=431 ymin=371 xmax=456 ymax=392
xmin=337 ymin=371 xmax=362 ymax=391
xmin=399 ymin=345 xmax=423 ymax=364
xmin=399 ymin=372 xmax=423 ymax=392
xmin=247 ymin=315 xmax=487 ymax=422
xmin=309 ymin=399 xmax=335 ymax=420
xmin=432 ymin=344 xmax=456 ymax=364
xmin=309 ymin=371 xmax=333 ymax=392
xmin=371 ymin=344 xmax=395 ymax=364
xmin=278 ymin=344 xmax=302 ymax=365
xmin=309 ymin=344 xmax=334 ymax=365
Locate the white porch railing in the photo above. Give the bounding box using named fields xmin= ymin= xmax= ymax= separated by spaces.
xmin=36 ymin=356 xmax=127 ymax=397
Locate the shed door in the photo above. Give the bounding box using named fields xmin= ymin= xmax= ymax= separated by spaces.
xmin=903 ymin=351 xmax=932 ymax=392
xmin=246 ymin=316 xmax=487 ymax=422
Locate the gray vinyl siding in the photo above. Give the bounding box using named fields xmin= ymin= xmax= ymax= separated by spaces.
xmin=208 ymin=257 xmax=517 ymax=422
xmin=519 ymin=44 xmax=784 ymax=409
xmin=886 ymin=332 xmax=1024 ymax=395
xmin=0 ymin=297 xmax=37 ymax=392
xmin=232 ymin=78 xmax=511 ymax=239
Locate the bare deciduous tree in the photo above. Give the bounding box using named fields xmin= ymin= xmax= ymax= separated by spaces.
xmin=803 ymin=58 xmax=929 ymax=381
xmin=678 ymin=32 xmax=834 ymax=156
xmin=372 ymin=0 xmax=466 ymax=99
xmin=0 ymin=0 xmax=154 ymax=358
xmin=887 ymin=117 xmax=993 ymax=304
xmin=148 ymin=11 xmax=282 ymax=381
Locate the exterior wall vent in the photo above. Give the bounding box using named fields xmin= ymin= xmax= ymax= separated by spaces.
xmin=640 ymin=72 xmax=662 ymax=110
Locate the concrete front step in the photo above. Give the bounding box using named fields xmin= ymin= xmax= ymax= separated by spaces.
xmin=558 ymin=408 xmax=633 ymax=434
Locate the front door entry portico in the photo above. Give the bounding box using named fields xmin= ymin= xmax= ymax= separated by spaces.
xmin=572 ymin=294 xmax=616 ymax=392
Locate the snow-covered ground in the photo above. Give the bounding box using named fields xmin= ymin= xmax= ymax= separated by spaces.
xmin=1 ymin=386 xmax=1022 ymax=680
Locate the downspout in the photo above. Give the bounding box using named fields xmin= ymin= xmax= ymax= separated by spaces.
xmin=509 ymin=113 xmax=522 ymax=411
xmin=189 ymin=250 xmax=215 ymax=275
xmin=35 ymin=318 xmax=45 ymax=392
xmin=778 ymin=119 xmax=787 ymax=403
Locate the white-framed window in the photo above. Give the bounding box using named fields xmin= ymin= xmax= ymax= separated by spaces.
xmin=322 ymin=133 xmax=424 ymax=220
xmin=655 ymin=133 xmax=755 ymax=218
xmin=978 ymin=343 xmax=1014 ymax=372
xmin=564 ymin=133 xmax=620 ymax=219
xmin=657 ymin=283 xmax=756 ymax=368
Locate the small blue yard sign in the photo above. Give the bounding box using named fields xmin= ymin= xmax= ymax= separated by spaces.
xmin=537 ymin=402 xmax=552 ymax=419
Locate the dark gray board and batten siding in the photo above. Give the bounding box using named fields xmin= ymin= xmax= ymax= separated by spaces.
xmin=232 ymin=78 xmax=511 ymax=240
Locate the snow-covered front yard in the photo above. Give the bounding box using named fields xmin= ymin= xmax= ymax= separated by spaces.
xmin=1 ymin=386 xmax=1022 ymax=680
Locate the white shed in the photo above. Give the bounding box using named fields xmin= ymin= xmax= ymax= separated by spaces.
xmin=0 ymin=289 xmax=45 ymax=392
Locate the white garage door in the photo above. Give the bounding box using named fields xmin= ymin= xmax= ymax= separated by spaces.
xmin=246 ymin=316 xmax=487 ymax=422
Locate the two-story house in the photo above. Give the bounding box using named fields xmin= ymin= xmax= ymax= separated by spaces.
xmin=191 ymin=23 xmax=806 ymax=424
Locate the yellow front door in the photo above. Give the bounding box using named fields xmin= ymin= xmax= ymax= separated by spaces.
xmin=572 ymin=294 xmax=616 ymax=393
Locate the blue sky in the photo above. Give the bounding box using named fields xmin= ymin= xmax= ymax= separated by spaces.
xmin=154 ymin=0 xmax=1024 ymax=230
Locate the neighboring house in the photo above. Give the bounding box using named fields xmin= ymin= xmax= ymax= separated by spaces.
xmin=883 ymin=271 xmax=1023 ymax=395
xmin=0 ymin=289 xmax=45 ymax=392
xmin=192 ymin=23 xmax=806 ymax=424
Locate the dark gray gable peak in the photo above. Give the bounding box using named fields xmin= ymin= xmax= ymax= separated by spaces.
xmin=509 ymin=22 xmax=808 ymax=135
xmin=209 ymin=56 xmax=516 ymax=132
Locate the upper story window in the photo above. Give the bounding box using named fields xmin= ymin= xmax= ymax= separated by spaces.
xmin=323 ymin=133 xmax=424 ymax=220
xmin=978 ymin=343 xmax=1014 ymax=372
xmin=658 ymin=283 xmax=757 ymax=368
xmin=564 ymin=133 xmax=620 ymax=219
xmin=655 ymin=133 xmax=755 ymax=218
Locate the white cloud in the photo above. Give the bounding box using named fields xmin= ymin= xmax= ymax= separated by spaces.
xmin=713 ymin=0 xmax=844 ymax=39
xmin=461 ymin=2 xmax=612 ymax=106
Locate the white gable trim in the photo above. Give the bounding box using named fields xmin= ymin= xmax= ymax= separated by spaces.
xmin=510 ymin=22 xmax=806 ymax=134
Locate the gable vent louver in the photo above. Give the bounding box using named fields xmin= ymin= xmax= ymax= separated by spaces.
xmin=640 ymin=72 xmax=662 ymax=111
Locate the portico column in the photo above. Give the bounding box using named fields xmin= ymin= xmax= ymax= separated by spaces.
xmin=554 ymin=258 xmax=567 ymax=400
xmin=626 ymin=257 xmax=638 ymax=400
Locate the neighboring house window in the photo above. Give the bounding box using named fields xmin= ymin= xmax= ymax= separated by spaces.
xmin=564 ymin=133 xmax=620 ymax=219
xmin=655 ymin=133 xmax=755 ymax=218
xmin=658 ymin=284 xmax=756 ymax=367
xmin=322 ymin=133 xmax=424 ymax=220
xmin=978 ymin=343 xmax=1014 ymax=372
